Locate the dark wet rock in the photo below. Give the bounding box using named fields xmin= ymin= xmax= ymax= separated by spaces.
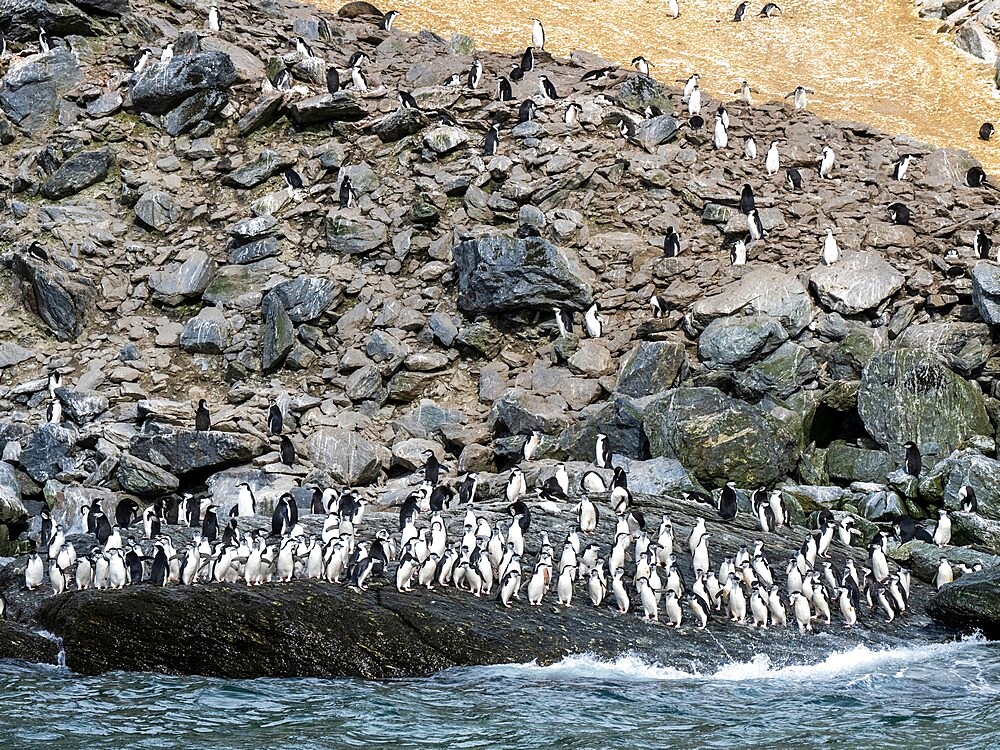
xmin=808 ymin=252 xmax=905 ymax=315
xmin=643 ymin=387 xmax=800 ymax=488
xmin=54 ymin=387 xmax=109 ymax=424
xmin=11 ymin=255 xmax=95 ymax=341
xmin=614 ymin=341 xmax=687 ymax=398
xmin=129 ymin=427 xmax=264 ymax=476
xmin=0 ymin=50 xmax=82 ymax=131
xmin=269 ymin=277 xmax=342 ymax=323
xmin=222 ymin=149 xmax=293 ymax=189
xmin=453 ymin=235 xmax=594 ymax=314
xmin=306 ymin=428 xmax=381 ymax=485
xmin=0 ymin=621 xmax=59 ymax=666
xmin=116 ymin=452 xmax=180 ymax=497
xmin=698 ymin=315 xmax=788 ymax=369
xmin=928 ymin=569 xmax=1000 ymax=639
xmin=39 ymin=147 xmax=115 ymax=200
xmin=261 ymin=294 xmax=295 ymax=372
xmin=286 ymin=93 xmax=366 ymax=125
xmin=857 ymin=349 xmax=992 ymax=456
xmin=20 ymin=424 xmax=74 ymax=483
xmin=130 ymin=51 xmax=237 ymax=115
xmin=971 ymin=261 xmax=1000 ymax=326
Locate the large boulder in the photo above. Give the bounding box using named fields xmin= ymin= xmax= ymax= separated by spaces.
xmin=116 ymin=452 xmax=179 ymax=497
xmin=453 ymin=235 xmax=594 ymax=314
xmin=11 ymin=255 xmax=95 ymax=341
xmin=261 ymin=293 xmax=294 ymax=372
xmin=617 ymin=75 xmax=673 ymax=115
xmin=614 ymin=341 xmax=687 ymax=398
xmin=130 ymin=51 xmax=236 ymax=115
xmin=971 ymin=261 xmax=1000 ymax=326
xmin=325 ymin=212 xmax=387 ymax=254
xmin=269 ymin=277 xmax=342 ymax=323
xmin=928 ymin=569 xmax=1000 ymax=639
xmin=54 ymin=387 xmax=109 ymax=424
xmin=557 ymin=397 xmax=647 ymax=462
xmin=306 ymin=428 xmax=381 ymax=486
xmin=222 ymin=149 xmax=293 ymax=189
xmin=20 ymin=423 xmax=75 ymax=483
xmin=129 ymin=427 xmax=264 ymax=475
xmin=180 ymin=306 xmax=229 ymax=354
xmin=921 ymin=449 xmax=1000 ymax=520
xmin=690 ymin=268 xmax=812 ymax=335
xmin=698 ymin=315 xmax=787 ymax=369
xmin=0 ymin=461 xmax=26 ymax=524
xmin=857 ymin=349 xmax=992 ymax=456
xmin=39 ymin=147 xmax=115 ymax=200
xmin=147 ymin=249 xmax=216 ymax=305
xmin=895 ymin=322 xmax=992 ymax=376
xmin=642 ymin=387 xmax=800 ymax=487
xmin=808 ymin=252 xmax=905 ymax=315
xmin=0 ymin=49 xmax=82 ymax=131
xmin=733 ymin=341 xmax=818 ymax=400
xmin=286 ymin=92 xmax=366 ymax=125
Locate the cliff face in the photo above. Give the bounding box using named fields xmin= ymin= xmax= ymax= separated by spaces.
xmin=0 ymin=0 xmax=999 ymax=675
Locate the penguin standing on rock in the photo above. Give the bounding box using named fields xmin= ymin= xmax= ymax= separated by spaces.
xmin=484 ymin=124 xmax=500 ymax=156
xmin=532 ymin=19 xmax=545 ymax=49
xmin=903 ymin=442 xmax=921 ymax=477
xmin=974 ymin=229 xmax=993 ymax=260
xmin=663 ymin=227 xmax=681 ymax=257
xmin=739 ymin=184 xmax=755 ymax=214
xmin=747 ymin=209 xmax=765 ymax=243
xmin=538 ymin=76 xmax=560 ymax=101
xmin=718 ymin=482 xmax=739 ymax=521
xmin=887 ymin=203 xmax=912 ymax=226
xmin=267 ymin=401 xmax=283 ymax=436
xmin=583 ymin=303 xmax=604 ymax=338
xmin=959 ymin=484 xmax=978 ymax=513
xmin=195 ymin=399 xmax=211 ymax=431
xmin=279 ymin=436 xmax=295 ymax=467
xmin=380 ymin=10 xmax=399 ymax=31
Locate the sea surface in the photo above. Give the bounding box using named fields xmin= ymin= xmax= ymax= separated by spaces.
xmin=315 ymin=0 xmax=1000 ymax=172
xmin=1 ymin=635 xmax=998 ymax=749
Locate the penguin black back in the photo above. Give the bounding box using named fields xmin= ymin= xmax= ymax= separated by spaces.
xmin=268 ymin=402 xmax=283 ymax=436
xmin=279 ymin=435 xmax=295 ymax=466
xmin=195 ymin=399 xmax=211 ymax=431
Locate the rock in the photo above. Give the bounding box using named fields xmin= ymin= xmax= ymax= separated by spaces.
xmin=20 ymin=423 xmax=74 ymax=483
xmin=325 ymin=212 xmax=388 ymax=254
xmin=54 ymin=387 xmax=109 ymax=424
xmin=390 ymin=438 xmax=444 ymax=472
xmin=262 ymin=294 xmax=295 ymax=372
xmin=830 ymin=328 xmax=885 ymax=380
xmin=428 ymin=313 xmax=459 ymax=346
xmin=642 ymin=387 xmax=800 ymax=487
xmin=286 ymin=93 xmax=366 ymax=125
xmin=924 ymin=449 xmax=1000 ymax=520
xmin=0 ymin=621 xmax=59 ymax=667
xmin=635 ymin=115 xmax=680 ymax=149
xmin=236 ymin=91 xmax=285 ymax=135
xmin=163 ymin=90 xmax=227 ymax=136
xmin=116 ymin=452 xmax=179 ymax=497
xmin=919 ymin=148 xmax=980 ymax=189
xmin=733 ymin=341 xmax=818 ymax=400
xmin=228 ymin=237 xmax=280 ymax=265
xmin=423 ymin=125 xmax=469 ymax=155
xmin=387 ymin=371 xmax=440 ymax=402
xmin=955 ymin=22 xmax=998 ymax=65
xmin=568 ymin=341 xmax=614 ymax=377
xmin=493 ymin=388 xmax=574 ymax=435
xmin=614 ymin=341 xmax=687 ymax=398
xmin=690 ymin=268 xmax=812 ymax=335
xmin=338 ymin=2 xmax=383 ymax=18
xmin=200 ymin=37 xmax=264 ymax=83
xmin=222 ymin=149 xmax=293 ymax=189
xmin=129 ymin=427 xmax=264 ymax=476
xmin=825 ymin=442 xmax=893 ymax=484
xmin=0 ymin=342 xmax=34 ymax=368
xmin=698 ymin=315 xmax=788 ymax=369
xmin=453 ymin=235 xmax=594 ymax=314
xmin=971 ymin=261 xmax=1000 ymax=325
xmin=615 ymin=456 xmax=695 ymax=498
xmin=895 ymin=322 xmax=992 ymax=375
xmin=0 ymin=461 xmax=26 ymax=524
xmin=39 ymin=147 xmax=115 ymax=199
xmin=0 ymin=50 xmax=82 ymax=131
xmin=148 ymin=250 xmax=216 ymax=305
xmin=130 ymin=51 xmax=237 ymax=115
xmin=858 ymin=489 xmax=907 ymax=521
xmin=180 ymin=306 xmax=229 ymax=354
xmin=928 ymin=569 xmax=1000 ymax=639
xmin=346 ymin=365 xmax=385 ymax=403
xmin=617 ymin=75 xmax=673 ymax=115
xmin=306 ymin=428 xmax=381 ymax=485
xmin=134 ymin=190 xmax=180 ymax=232
xmin=269 ymin=277 xmax=342 ymax=323
xmin=557 ymin=396 xmax=646 ymax=461
xmin=895 ymin=540 xmax=1000 ymax=585
xmin=11 ymin=255 xmax=94 ymax=341
xmin=857 ymin=349 xmax=991 ymax=455
xmin=374 ymin=107 xmax=428 ymax=142
xmin=808 ymin=252 xmax=905 ymax=315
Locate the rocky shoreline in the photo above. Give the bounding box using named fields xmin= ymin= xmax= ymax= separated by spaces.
xmin=0 ymin=0 xmax=999 ymax=677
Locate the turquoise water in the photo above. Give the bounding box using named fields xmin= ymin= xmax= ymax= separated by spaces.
xmin=2 ymin=637 xmax=998 ymax=749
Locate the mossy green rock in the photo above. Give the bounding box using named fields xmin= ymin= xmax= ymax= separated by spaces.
xmin=928 ymin=569 xmax=1000 ymax=639
xmin=825 ymin=441 xmax=893 ymax=483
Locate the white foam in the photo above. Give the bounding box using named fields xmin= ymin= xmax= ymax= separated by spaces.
xmin=497 ymin=634 xmax=988 ymax=684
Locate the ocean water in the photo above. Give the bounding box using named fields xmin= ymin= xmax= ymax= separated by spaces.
xmin=1 ymin=636 xmax=998 ymax=750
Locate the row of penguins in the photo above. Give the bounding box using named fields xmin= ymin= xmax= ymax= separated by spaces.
xmin=12 ymin=430 xmax=985 ymax=634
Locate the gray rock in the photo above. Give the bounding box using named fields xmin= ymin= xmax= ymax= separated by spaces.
xmin=85 ymin=91 xmax=123 ymax=118
xmin=642 ymin=387 xmax=800 ymax=487
xmin=222 ymin=149 xmax=293 ymax=189
xmin=825 ymin=442 xmax=893 ymax=484
xmin=808 ymin=252 xmax=905 ymax=315
xmin=116 ymin=452 xmax=179 ymax=497
xmin=955 ymin=22 xmax=998 ymax=64
xmin=0 ymin=461 xmax=26 ymax=524
xmin=180 ymin=307 xmax=229 ymax=354
xmin=858 ymin=489 xmax=907 ymax=521
xmin=925 ymin=449 xmax=1000 ymax=520
xmin=325 ymin=212 xmax=388 ymax=254
xmin=20 ymin=423 xmax=74 ymax=483
xmin=236 ymin=91 xmax=285 ymax=135
xmin=568 ymin=341 xmax=614 ymax=377
xmin=387 ymin=371 xmax=440 ymax=403
xmin=423 ymin=125 xmax=469 ymax=155
xmin=0 ymin=50 xmax=82 ymax=131
xmin=615 ymin=341 xmax=687 ymax=398
xmin=493 ymin=388 xmax=574 ymax=436
xmin=691 ymin=268 xmax=812 ymax=335
xmin=130 ymin=51 xmax=237 ymax=115
xmin=201 ymin=37 xmax=264 ymax=83
xmin=918 ymin=148 xmax=980 ymax=189
xmin=928 ymin=568 xmax=1000 ymax=639
xmin=971 ymin=261 xmax=1000 ymax=325
xmin=346 ymin=365 xmax=385 ymax=403
xmin=11 ymin=255 xmax=94 ymax=341
xmin=895 ymin=322 xmax=992 ymax=375
xmin=286 ymin=93 xmax=366 ymax=125
xmin=148 ymin=250 xmax=216 ymax=305
xmin=54 ymin=387 xmax=109 ymax=424
xmin=698 ymin=315 xmax=788 ymax=369
xmin=228 ymin=237 xmax=280 ymax=265
xmin=129 ymin=427 xmax=264 ymax=475
xmin=261 ymin=294 xmax=294 ymax=372
xmin=453 ymin=235 xmax=594 ymax=314
xmin=635 ymin=115 xmax=680 ymax=149
xmin=306 ymin=428 xmax=381 ymax=486
xmin=39 ymin=147 xmax=115 ymax=199
xmin=163 ymin=90 xmax=227 ymax=136
xmin=428 ymin=313 xmax=459 ymax=346
xmin=830 ymin=328 xmax=885 ymax=380
xmin=557 ymin=396 xmax=646 ymax=462
xmin=269 ymin=277 xmax=341 ymax=323
xmin=617 ymin=75 xmax=673 ymax=115
xmin=134 ymin=190 xmax=180 ymax=232
xmin=857 ymin=349 xmax=992 ymax=456
xmin=374 ymin=107 xmax=428 ymax=142
xmin=0 ymin=343 xmax=35 ymax=368
xmin=734 ymin=341 xmax=818 ymax=400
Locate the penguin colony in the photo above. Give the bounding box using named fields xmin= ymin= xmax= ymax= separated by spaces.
xmin=16 ymin=399 xmax=985 ymax=635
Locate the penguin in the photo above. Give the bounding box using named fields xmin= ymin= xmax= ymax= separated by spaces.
xmin=115 ymin=499 xmax=139 ymax=528
xmin=577 ymin=495 xmax=599 ymax=533
xmin=520 ymin=46 xmax=535 ymax=72
xmin=903 ymin=442 xmax=921 ymax=477
xmin=663 ymin=226 xmax=681 ymax=257
xmin=744 ymin=136 xmax=758 ymax=160
xmin=564 ymin=102 xmax=582 ymax=127
xmin=747 ymin=209 xmax=765 ymax=243
xmin=581 ymin=67 xmax=616 ymax=83
xmin=522 ymin=431 xmax=542 ymax=461
xmin=822 ymin=228 xmax=839 ymax=265
xmin=538 ymin=76 xmax=560 ymax=101
xmin=483 ymin=124 xmax=500 ymax=157
xmin=267 ymin=401 xmax=283 ymax=436
xmin=765 ymin=141 xmax=780 ymax=176
xmin=739 ymin=184 xmax=755 ymax=215
xmin=687 ymin=84 xmax=701 ymax=116
xmin=295 ymin=37 xmax=314 ymax=59
xmin=423 ymin=450 xmax=442 ymax=485
xmin=688 ymin=114 xmax=705 ymax=130
xmin=887 ymin=202 xmax=912 ymax=226
xmin=272 ymin=68 xmax=292 ymax=91
xmin=595 ymin=433 xmax=613 ymax=469
xmin=617 ymin=116 xmax=637 ymax=139
xmin=932 ymin=509 xmax=952 ymax=548
xmin=730 ymin=239 xmax=747 ymax=266
xmin=532 ymin=18 xmax=545 ymax=49
xmin=553 ymin=308 xmax=573 ymax=337
xmin=819 ymin=146 xmax=835 ymax=179
xmin=980 ymin=123 xmax=995 ymax=141
xmin=891 ymin=154 xmax=913 ymax=180
xmin=713 ymin=117 xmax=728 ymax=150
xmin=760 ymin=2 xmax=781 ymax=15
xmin=326 ymin=68 xmax=341 ymax=95
xmin=195 ymin=399 xmax=211 ymax=431
xmin=583 ymin=303 xmax=603 ymax=338
xmin=46 ymin=398 xmax=61 ymax=426
xmin=468 ymin=60 xmax=483 ymax=90
xmin=93 ymin=513 xmax=113 ymax=546
xmin=318 ymin=17 xmax=333 ymax=41
xmin=718 ymin=482 xmax=738 ymax=521
xmin=380 ymin=9 xmax=399 ymax=31
xmin=40 ymin=510 xmax=53 ymax=549
xmin=443 ymin=73 xmax=463 ymax=87
xmin=159 ymin=43 xmax=174 ymax=66
xmin=25 ymin=552 xmax=44 ymax=590
xmin=631 ymin=56 xmax=651 ymax=75
xmin=935 ymin=557 xmax=953 ymax=590
xmin=202 ymin=505 xmax=219 ymax=543
xmin=785 ymin=85 xmax=809 ymax=110
xmin=132 ymin=49 xmax=152 ymax=73
xmin=967 ymin=167 xmax=988 ymax=187
xmin=496 ymin=77 xmax=513 ymax=102
xmin=283 ymin=168 xmax=304 ymax=196
xmin=682 ymin=73 xmax=699 ymax=101
xmin=733 ymin=1 xmax=748 ymax=21
xmin=350 ymin=65 xmax=369 ymax=92
xmin=38 ymin=26 xmax=50 ymax=53
xmin=518 ymin=99 xmax=536 ymax=124
xmin=397 ymin=91 xmax=419 ymax=110
xmin=959 ymin=484 xmax=978 ymax=513
xmin=650 ymin=294 xmax=668 ymax=318
xmin=207 ymin=4 xmax=220 ymax=31
xmin=666 ymin=0 xmax=680 ymax=18
xmin=974 ymin=229 xmax=993 ymax=260
xmin=786 ymin=168 xmax=802 ymax=190
xmin=580 ymin=470 xmax=607 ymax=494
xmin=279 ymin=436 xmax=295 ymax=467
xmin=506 ymin=469 xmax=527 ymax=505
xmin=510 ymin=64 xmax=524 ymax=82
xmin=790 ymin=592 xmax=812 ymax=633
xmin=339 ymin=175 xmax=356 ymax=208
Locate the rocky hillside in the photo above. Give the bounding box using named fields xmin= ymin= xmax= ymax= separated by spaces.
xmin=1 ymin=0 xmax=1000 ymax=667
xmin=918 ymin=0 xmax=1000 ymax=88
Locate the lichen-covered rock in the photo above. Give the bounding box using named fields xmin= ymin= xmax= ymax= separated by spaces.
xmin=698 ymin=315 xmax=788 ymax=369
xmin=130 ymin=51 xmax=237 ymax=115
xmin=453 ymin=235 xmax=594 ymax=314
xmin=808 ymin=252 xmax=905 ymax=315
xmin=733 ymin=341 xmax=818 ymax=400
xmin=614 ymin=341 xmax=687 ymax=398
xmin=306 ymin=428 xmax=381 ymax=486
xmin=642 ymin=387 xmax=800 ymax=487
xmin=325 ymin=212 xmax=388 ymax=254
xmin=824 ymin=442 xmax=893 ymax=484
xmin=0 ymin=461 xmax=26 ymax=524
xmin=0 ymin=49 xmax=82 ymax=131
xmin=690 ymin=268 xmax=812 ymax=335
xmin=557 ymin=396 xmax=647 ymax=462
xmin=857 ymin=349 xmax=992 ymax=456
